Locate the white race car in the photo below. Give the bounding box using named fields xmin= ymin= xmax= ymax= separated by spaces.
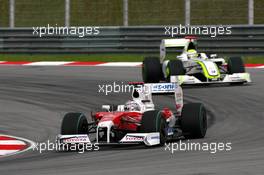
xmin=142 ymin=37 xmax=251 ymax=85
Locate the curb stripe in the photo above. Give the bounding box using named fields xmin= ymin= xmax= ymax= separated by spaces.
xmin=24 ymin=61 xmax=74 ymax=66
xmin=0 ymin=134 xmax=36 ymax=157
xmin=0 ymin=140 xmax=26 ymax=145
xmin=0 ymin=150 xmax=23 ymax=155
xmin=244 ymin=63 xmax=264 ymax=67
xmin=65 ymin=61 xmax=106 ymax=66
xmin=0 ymin=61 xmax=31 ymax=65
xmin=97 ymin=62 xmax=142 ymax=67
xmin=0 ymin=145 xmax=26 ymax=150
xmin=0 ymin=136 xmax=16 ymax=140
xmin=256 ymin=65 xmax=264 ymax=68
xmin=0 ymin=61 xmax=263 ymax=68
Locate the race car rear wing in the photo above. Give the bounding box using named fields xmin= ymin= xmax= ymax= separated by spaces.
xmin=145 ymin=83 xmax=176 ymax=94
xmin=160 ymin=37 xmax=197 ymax=62
xmin=129 ymin=76 xmax=179 ymax=94
xmin=130 ymin=76 xmax=183 ymax=116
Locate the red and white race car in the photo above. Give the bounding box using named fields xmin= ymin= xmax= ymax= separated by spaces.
xmin=56 ymin=77 xmax=207 ymax=147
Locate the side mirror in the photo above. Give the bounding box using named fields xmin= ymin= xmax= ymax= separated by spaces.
xmin=210 ymin=54 xmax=217 ymax=58
xmin=102 ymin=105 xmax=110 ymax=112
xmin=176 ymin=55 xmax=181 ymax=59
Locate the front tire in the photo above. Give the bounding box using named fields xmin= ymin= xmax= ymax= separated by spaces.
xmin=167 ymin=60 xmax=185 ymax=76
xmin=227 ymin=57 xmax=245 ymax=74
xmin=142 ymin=57 xmax=162 ymax=83
xmin=227 ymin=57 xmax=246 ymax=85
xmin=140 ymin=110 xmax=167 ymax=145
xmin=181 ymin=103 xmax=207 ymax=139
xmin=61 ymin=112 xmax=88 ymax=135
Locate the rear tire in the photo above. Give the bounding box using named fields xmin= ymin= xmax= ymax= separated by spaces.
xmin=227 ymin=57 xmax=245 ymax=74
xmin=142 ymin=57 xmax=162 ymax=83
xmin=181 ymin=103 xmax=207 ymax=139
xmin=140 ymin=110 xmax=167 ymax=145
xmin=61 ymin=112 xmax=88 ymax=135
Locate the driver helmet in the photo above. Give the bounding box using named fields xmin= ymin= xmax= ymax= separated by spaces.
xmin=187 ymin=49 xmax=198 ymax=59
xmin=124 ymin=100 xmax=140 ymax=111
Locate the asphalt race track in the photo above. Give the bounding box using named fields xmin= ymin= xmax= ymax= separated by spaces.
xmin=0 ymin=67 xmax=263 ymax=175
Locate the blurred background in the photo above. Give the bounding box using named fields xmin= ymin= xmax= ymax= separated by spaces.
xmin=0 ymin=0 xmax=263 ymax=62
xmin=0 ymin=0 xmax=263 ymax=27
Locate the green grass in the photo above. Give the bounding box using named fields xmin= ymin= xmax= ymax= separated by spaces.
xmin=0 ymin=53 xmax=263 ymax=64
xmin=241 ymin=56 xmax=264 ymax=64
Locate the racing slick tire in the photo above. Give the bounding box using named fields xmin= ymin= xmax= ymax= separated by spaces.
xmin=167 ymin=60 xmax=185 ymax=77
xmin=181 ymin=103 xmax=207 ymax=139
xmin=142 ymin=57 xmax=162 ymax=83
xmin=61 ymin=112 xmax=88 ymax=135
xmin=227 ymin=57 xmax=245 ymax=74
xmin=140 ymin=110 xmax=167 ymax=145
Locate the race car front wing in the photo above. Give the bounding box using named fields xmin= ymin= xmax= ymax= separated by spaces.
xmin=176 ymin=72 xmax=251 ymax=85
xmin=56 ymin=132 xmax=160 ymax=147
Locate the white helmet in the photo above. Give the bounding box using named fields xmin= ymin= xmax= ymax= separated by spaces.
xmin=124 ymin=100 xmax=140 ymax=111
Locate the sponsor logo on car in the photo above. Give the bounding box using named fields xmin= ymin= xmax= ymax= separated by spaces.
xmin=186 ymin=77 xmax=196 ymax=83
xmin=211 ymin=70 xmax=216 ymax=74
xmin=188 ymin=77 xmax=195 ymax=81
xmin=151 ymin=136 xmax=160 ymax=140
xmin=152 ymin=83 xmax=176 ymax=92
xmin=124 ymin=135 xmax=144 ymax=141
xmin=63 ymin=136 xmax=90 ymax=143
xmin=228 ymin=75 xmax=245 ymax=82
